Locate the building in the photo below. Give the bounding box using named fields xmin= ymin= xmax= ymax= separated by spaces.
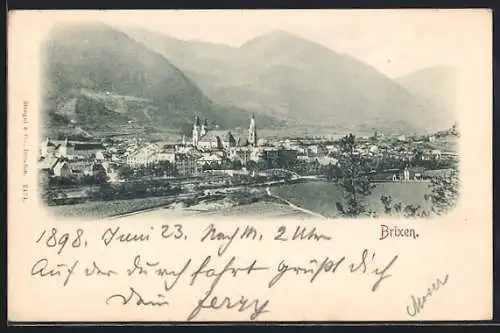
xmin=39 ymin=138 xmax=56 ymax=158
xmin=259 ymin=148 xmax=298 ymax=170
xmin=192 ymin=115 xmax=201 ymax=147
xmin=175 ymin=153 xmax=198 ymax=177
xmin=201 ymin=119 xmax=208 ymax=137
xmin=197 ymin=132 xmax=225 ymax=150
xmin=432 ymin=150 xmax=442 ymax=160
xmin=149 ymin=151 xmax=176 ymax=164
xmin=56 ymin=138 xmax=105 ymax=159
xmin=74 ymin=142 xmax=105 ymax=158
xmin=192 ymin=113 xmax=257 ymax=150
xmin=248 ymin=114 xmax=257 ymax=147
xmin=228 ymin=147 xmax=252 ymax=166
xmin=126 ymin=150 xmax=176 ymax=167
xmin=402 ymin=167 xmax=410 ymax=181
xmin=197 ymin=154 xmax=224 ymax=170
xmin=52 ymin=160 xmax=73 ymax=178
xmin=57 ymin=138 xmax=74 ymax=157
xmin=67 ymin=160 xmax=94 ymax=176
xmin=102 ymin=161 xmax=120 ymax=183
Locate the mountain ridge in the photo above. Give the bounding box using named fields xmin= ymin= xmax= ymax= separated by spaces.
xmin=42 ymin=22 xmax=281 ymax=139
xmin=42 ymin=22 xmax=457 ymax=140
xmin=119 ymin=25 xmax=449 ymax=132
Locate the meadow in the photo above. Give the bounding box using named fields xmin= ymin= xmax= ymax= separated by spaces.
xmin=271 ymin=181 xmax=432 ymax=217
xmin=47 ymin=196 xmax=176 ymax=219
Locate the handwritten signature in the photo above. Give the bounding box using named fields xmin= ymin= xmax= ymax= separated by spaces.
xmin=106 ymin=287 xmax=169 ymax=306
xmin=406 ymin=273 xmax=450 ymax=317
xmin=187 ymin=255 xmax=270 ymax=321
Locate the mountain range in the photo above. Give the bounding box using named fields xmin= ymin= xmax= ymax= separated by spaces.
xmin=41 ymin=22 xmax=457 ymax=140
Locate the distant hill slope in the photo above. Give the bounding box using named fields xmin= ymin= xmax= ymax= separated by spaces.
xmin=396 ymin=66 xmax=457 ymax=129
xmin=119 ymin=27 xmax=447 ymax=133
xmin=41 ymin=22 xmax=279 ymax=139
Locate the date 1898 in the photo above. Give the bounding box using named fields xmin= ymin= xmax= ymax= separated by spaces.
xmin=36 ymin=228 xmax=88 ymax=255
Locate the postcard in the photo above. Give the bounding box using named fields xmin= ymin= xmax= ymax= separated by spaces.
xmin=7 ymin=9 xmax=492 ymax=322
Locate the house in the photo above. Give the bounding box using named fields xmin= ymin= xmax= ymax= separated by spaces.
xmin=95 ymin=151 xmax=106 ymax=161
xmin=370 ymin=169 xmax=400 ymax=182
xmin=73 ymin=142 xmax=105 ymax=158
xmin=228 ymin=147 xmax=252 ymax=166
xmin=409 ymin=167 xmax=426 ymax=180
xmin=432 ymin=150 xmax=442 ymax=160
xmin=39 ymin=138 xmax=56 ymax=158
xmin=126 ymin=146 xmax=159 ymax=166
xmin=102 ymin=161 xmax=120 ymax=183
xmin=149 ymin=151 xmax=176 ymax=164
xmin=175 ymin=153 xmax=198 ymax=177
xmin=259 ymin=148 xmax=298 ymax=170
xmin=126 ymin=150 xmax=176 ymax=167
xmin=52 ymin=160 xmax=73 ymax=178
xmin=67 ymin=160 xmax=95 ymax=177
xmin=197 ymin=154 xmax=223 ymax=169
xmin=57 ymin=139 xmax=105 ymax=158
xmin=57 ymin=138 xmax=74 ymax=157
xmin=38 ymin=156 xmax=58 ymax=172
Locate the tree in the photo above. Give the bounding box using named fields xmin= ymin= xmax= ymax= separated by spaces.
xmin=334 ymin=134 xmax=375 ymax=217
xmin=231 ymin=159 xmax=242 ymax=170
xmin=380 ymin=194 xmax=428 ymax=218
xmin=425 ymin=169 xmax=460 ymax=216
xmin=42 ymin=185 xmax=67 ymax=205
xmin=117 ymin=164 xmax=134 ymax=180
xmin=324 ymin=163 xmax=337 ymax=180
xmin=246 ymin=160 xmax=258 ymax=173
xmin=380 ymin=169 xmax=459 ymax=218
xmin=228 ymin=132 xmax=237 ymax=147
xmin=154 ymin=160 xmax=175 ymax=177
xmin=93 ymin=164 xmax=108 ymax=184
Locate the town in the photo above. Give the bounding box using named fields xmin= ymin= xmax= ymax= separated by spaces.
xmin=38 ymin=115 xmax=459 ymax=217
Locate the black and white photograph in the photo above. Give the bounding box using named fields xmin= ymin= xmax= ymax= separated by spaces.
xmin=8 ymin=10 xmax=492 ymax=322
xmin=39 ymin=11 xmax=460 ymax=220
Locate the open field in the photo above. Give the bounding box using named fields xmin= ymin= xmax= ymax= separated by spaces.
xmin=200 ymin=201 xmax=314 ymax=219
xmin=47 ymin=196 xmax=176 ymax=219
xmin=271 ymin=181 xmax=432 ymax=217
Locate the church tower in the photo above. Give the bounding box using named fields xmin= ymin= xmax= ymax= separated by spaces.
xmin=201 ymin=119 xmax=208 ymax=137
xmin=192 ymin=115 xmax=200 ymax=147
xmin=248 ymin=113 xmax=257 ymax=147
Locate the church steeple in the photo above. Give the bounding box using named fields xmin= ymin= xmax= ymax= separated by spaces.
xmin=192 ymin=115 xmax=200 ymax=147
xmin=248 ymin=113 xmax=257 ymax=147
xmin=201 ymin=118 xmax=207 ymax=136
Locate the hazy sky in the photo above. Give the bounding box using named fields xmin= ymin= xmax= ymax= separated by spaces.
xmin=32 ymin=9 xmax=490 ymax=78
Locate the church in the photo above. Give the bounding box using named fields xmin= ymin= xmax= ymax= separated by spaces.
xmin=191 ymin=114 xmax=258 ymax=150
